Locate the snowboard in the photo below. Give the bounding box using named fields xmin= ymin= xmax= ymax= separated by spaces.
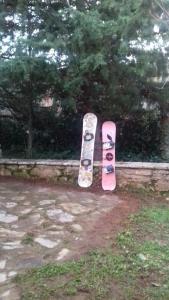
xmin=102 ymin=121 xmax=116 ymax=191
xmin=78 ymin=113 xmax=97 ymax=188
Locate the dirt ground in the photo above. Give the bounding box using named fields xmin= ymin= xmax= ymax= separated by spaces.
xmin=0 ymin=176 xmax=142 ymax=300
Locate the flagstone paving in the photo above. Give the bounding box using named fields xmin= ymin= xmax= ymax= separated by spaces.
xmin=0 ymin=178 xmax=123 ymax=300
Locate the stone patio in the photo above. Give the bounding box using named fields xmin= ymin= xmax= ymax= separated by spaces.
xmin=0 ymin=178 xmax=122 ymax=299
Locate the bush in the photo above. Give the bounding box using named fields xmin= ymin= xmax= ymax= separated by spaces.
xmin=0 ymin=110 xmax=164 ymax=162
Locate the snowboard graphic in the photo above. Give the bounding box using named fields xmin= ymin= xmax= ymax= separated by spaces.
xmin=102 ymin=121 xmax=116 ymax=191
xmin=78 ymin=113 xmax=97 ymax=188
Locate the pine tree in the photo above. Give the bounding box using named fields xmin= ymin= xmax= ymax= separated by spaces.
xmin=0 ymin=0 xmax=169 ymax=159
xmin=0 ymin=0 xmax=64 ymax=157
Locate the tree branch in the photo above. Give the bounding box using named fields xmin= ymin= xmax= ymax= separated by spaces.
xmin=159 ymin=0 xmax=169 ymax=17
xmin=149 ymin=9 xmax=162 ymax=21
xmin=156 ymin=78 xmax=169 ymax=89
xmin=154 ymin=0 xmax=169 ymax=18
xmin=67 ymin=0 xmax=70 ymax=7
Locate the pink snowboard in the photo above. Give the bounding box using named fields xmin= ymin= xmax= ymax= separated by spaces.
xmin=102 ymin=121 xmax=116 ymax=191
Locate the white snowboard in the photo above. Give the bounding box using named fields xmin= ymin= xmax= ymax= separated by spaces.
xmin=78 ymin=113 xmax=97 ymax=188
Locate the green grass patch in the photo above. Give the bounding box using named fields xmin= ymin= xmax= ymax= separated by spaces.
xmin=15 ymin=201 xmax=169 ymax=300
xmin=21 ymin=232 xmax=34 ymax=245
xmin=131 ymin=207 xmax=169 ymax=224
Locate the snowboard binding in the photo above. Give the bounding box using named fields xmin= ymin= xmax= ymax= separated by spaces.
xmin=103 ymin=141 xmax=115 ymax=150
xmin=103 ymin=165 xmax=114 ymax=174
xmin=81 ymin=159 xmax=92 ymax=169
xmin=84 ymin=132 xmax=94 ymax=141
xmin=103 ymin=133 xmax=115 ymax=150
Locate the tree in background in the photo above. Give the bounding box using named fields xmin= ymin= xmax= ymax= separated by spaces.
xmin=0 ymin=0 xmax=169 ymax=160
xmin=149 ymin=1 xmax=169 ymax=160
xmin=0 ymin=0 xmax=66 ymax=157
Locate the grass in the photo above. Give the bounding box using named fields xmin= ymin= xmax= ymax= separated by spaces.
xmin=15 ymin=196 xmax=169 ymax=300
xmin=21 ymin=232 xmax=34 ymax=245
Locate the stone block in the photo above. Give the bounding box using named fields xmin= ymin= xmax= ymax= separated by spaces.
xmin=64 ymin=166 xmax=77 ymax=176
xmin=30 ymin=166 xmax=61 ymax=178
xmin=58 ymin=176 xmax=68 ymax=182
xmin=117 ymin=168 xmax=152 ymax=176
xmin=155 ymin=181 xmax=169 ymax=192
xmin=0 ymin=166 xmax=12 ymax=176
xmin=153 ymin=169 xmax=169 ymax=176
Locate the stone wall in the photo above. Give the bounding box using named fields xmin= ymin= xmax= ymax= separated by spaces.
xmin=0 ymin=159 xmax=169 ymax=191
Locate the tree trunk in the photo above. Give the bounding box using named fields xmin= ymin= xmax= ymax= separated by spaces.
xmin=27 ymin=99 xmax=33 ymax=158
xmin=26 ymin=6 xmax=33 ymax=159
xmin=160 ymin=115 xmax=169 ymax=161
